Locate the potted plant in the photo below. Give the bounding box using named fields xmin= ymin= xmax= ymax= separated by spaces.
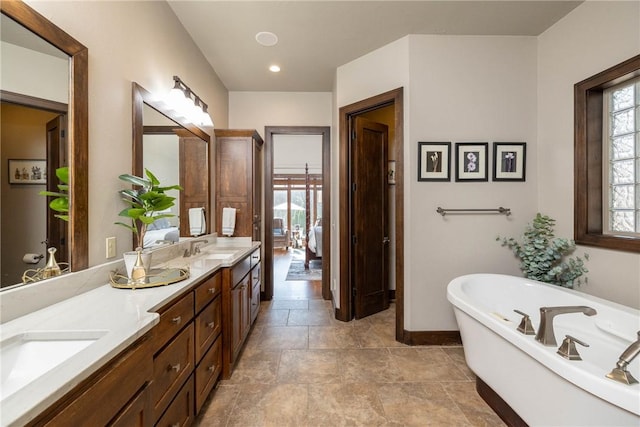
xmin=497 ymin=213 xmax=588 ymax=288
xmin=116 ymin=168 xmax=182 ymax=276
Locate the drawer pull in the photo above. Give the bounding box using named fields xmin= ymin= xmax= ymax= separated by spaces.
xmin=208 ymin=365 xmax=216 ymax=372
xmin=207 ymin=321 xmax=215 ymax=329
xmin=171 ymin=316 xmax=182 ymax=324
xmin=171 ymin=423 xmax=180 ymax=427
xmin=169 ymin=363 xmax=181 ymax=372
xmin=208 ymin=287 xmax=216 ymax=294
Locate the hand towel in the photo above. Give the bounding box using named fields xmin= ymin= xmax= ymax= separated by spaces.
xmin=222 ymin=207 xmax=236 ymax=236
xmin=189 ymin=207 xmax=206 ymax=236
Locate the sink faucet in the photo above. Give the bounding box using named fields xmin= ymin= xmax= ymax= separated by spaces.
xmin=535 ymin=306 xmax=597 ymax=346
xmin=183 ymin=239 xmax=208 ymax=257
xmin=606 ymin=331 xmax=640 ymax=385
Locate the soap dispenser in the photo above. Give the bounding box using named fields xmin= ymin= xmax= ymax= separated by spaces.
xmin=42 ymin=247 xmax=62 ymax=278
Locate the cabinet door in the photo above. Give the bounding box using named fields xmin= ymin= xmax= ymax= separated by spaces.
xmin=231 ymin=275 xmax=250 ymax=361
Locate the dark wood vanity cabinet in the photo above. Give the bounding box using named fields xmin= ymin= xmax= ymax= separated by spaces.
xmin=214 ymin=129 xmax=263 ymax=241
xmin=221 ymin=248 xmax=261 ymax=379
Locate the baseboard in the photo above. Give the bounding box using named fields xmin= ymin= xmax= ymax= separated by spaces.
xmin=476 ymin=377 xmax=528 ymax=427
xmin=402 ymin=330 xmax=462 ymax=346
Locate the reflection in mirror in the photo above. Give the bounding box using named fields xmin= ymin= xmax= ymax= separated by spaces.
xmin=0 ymin=1 xmax=88 ymax=289
xmin=132 ymin=83 xmax=210 ymax=250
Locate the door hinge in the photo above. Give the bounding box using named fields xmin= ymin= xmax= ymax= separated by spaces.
xmin=352 ymin=235 xmax=357 ymax=245
xmin=60 ymin=129 xmax=65 ymax=138
xmin=351 ymin=130 xmax=356 ymax=140
xmin=352 ymin=182 xmax=356 ymax=192
xmin=352 ymin=287 xmax=357 ymax=297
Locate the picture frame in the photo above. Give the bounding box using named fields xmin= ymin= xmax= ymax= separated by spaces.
xmin=8 ymin=159 xmax=46 ymax=184
xmin=418 ymin=142 xmax=451 ymax=182
xmin=455 ymin=142 xmax=488 ymax=182
xmin=493 ymin=142 xmax=526 ymax=181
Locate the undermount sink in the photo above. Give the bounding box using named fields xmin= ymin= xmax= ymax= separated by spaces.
xmin=0 ymin=330 xmax=107 ymax=399
xmin=203 ymin=252 xmax=235 ymax=260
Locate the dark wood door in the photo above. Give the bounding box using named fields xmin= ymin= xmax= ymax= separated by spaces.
xmin=46 ymin=115 xmax=68 ymax=263
xmin=352 ymin=117 xmax=389 ymax=319
xmin=179 ymin=132 xmax=209 ymax=236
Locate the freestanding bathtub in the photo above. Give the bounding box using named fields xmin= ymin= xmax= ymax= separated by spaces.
xmin=447 ymin=274 xmax=640 ymax=427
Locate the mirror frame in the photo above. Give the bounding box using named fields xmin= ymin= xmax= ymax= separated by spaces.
xmin=1 ymin=0 xmax=89 ymax=272
xmin=132 ymin=82 xmax=211 ymax=248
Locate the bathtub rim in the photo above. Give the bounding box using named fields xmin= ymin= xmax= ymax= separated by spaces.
xmin=447 ymin=273 xmax=640 ymax=417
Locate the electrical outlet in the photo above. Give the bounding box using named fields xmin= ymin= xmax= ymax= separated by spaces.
xmin=106 ymin=236 xmax=116 ymax=258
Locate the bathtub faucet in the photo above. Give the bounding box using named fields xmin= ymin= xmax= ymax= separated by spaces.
xmin=535 ymin=306 xmax=597 ymax=346
xmin=606 ymin=331 xmax=640 ymax=385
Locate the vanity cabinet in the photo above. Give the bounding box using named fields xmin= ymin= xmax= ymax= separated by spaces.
xmin=214 ymin=129 xmax=263 ymax=241
xmin=221 ymin=248 xmax=261 ymax=379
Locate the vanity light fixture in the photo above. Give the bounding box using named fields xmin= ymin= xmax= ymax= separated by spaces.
xmin=166 ymin=76 xmax=214 ymax=127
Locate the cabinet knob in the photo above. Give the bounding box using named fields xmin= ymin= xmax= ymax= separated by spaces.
xmin=208 ymin=287 xmax=216 ymax=294
xmin=171 ymin=423 xmax=180 ymax=427
xmin=169 ymin=363 xmax=181 ymax=372
xmin=171 ymin=316 xmax=182 ymax=324
xmin=208 ymin=321 xmax=215 ymax=329
xmin=208 ymin=365 xmax=216 ymax=372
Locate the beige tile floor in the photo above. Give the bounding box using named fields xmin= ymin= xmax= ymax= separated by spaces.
xmin=196 ymin=300 xmax=506 ymax=426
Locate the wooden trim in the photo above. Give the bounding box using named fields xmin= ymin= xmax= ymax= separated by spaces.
xmin=337 ymin=88 xmax=404 ymax=340
xmin=401 ymin=330 xmax=461 ymax=346
xmin=264 ymin=126 xmax=331 ymax=301
xmin=574 ymin=54 xmax=640 ymax=252
xmin=1 ymin=90 xmax=68 ymax=113
xmin=476 ymin=377 xmax=529 ymax=427
xmin=1 ymin=0 xmax=89 ymax=272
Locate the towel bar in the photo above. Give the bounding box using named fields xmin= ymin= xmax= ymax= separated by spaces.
xmin=436 ymin=207 xmax=511 ymax=217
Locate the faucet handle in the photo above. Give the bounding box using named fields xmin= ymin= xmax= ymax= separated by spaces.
xmin=557 ymin=335 xmax=589 ymax=361
xmin=514 ymin=310 xmax=536 ymax=335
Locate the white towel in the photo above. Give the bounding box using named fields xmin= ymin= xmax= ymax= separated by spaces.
xmin=189 ymin=207 xmax=206 ymax=236
xmin=222 ymin=207 xmax=236 ymax=236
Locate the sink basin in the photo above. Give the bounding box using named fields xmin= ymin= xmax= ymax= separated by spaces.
xmin=203 ymin=252 xmax=235 ymax=260
xmin=1 ymin=330 xmax=107 ymax=398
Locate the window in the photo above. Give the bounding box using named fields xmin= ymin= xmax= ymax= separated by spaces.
xmin=604 ymin=78 xmax=640 ymax=235
xmin=575 ymin=54 xmax=640 ymax=252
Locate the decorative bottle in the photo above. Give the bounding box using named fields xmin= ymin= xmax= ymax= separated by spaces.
xmin=130 ymin=247 xmax=147 ymax=286
xmin=42 ymin=247 xmax=62 ymax=278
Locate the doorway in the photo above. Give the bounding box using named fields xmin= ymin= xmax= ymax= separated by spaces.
xmin=263 ymin=126 xmax=331 ymax=302
xmin=338 ymin=88 xmax=404 ymax=341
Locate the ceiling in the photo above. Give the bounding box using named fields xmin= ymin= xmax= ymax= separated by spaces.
xmin=168 ymin=1 xmax=583 ymax=92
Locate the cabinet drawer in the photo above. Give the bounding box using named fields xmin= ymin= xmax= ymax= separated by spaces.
xmin=195 ymin=295 xmax=221 ymax=362
xmin=231 ymin=254 xmax=251 ymax=286
xmin=195 ymin=336 xmax=222 ymax=414
xmin=37 ymin=337 xmax=151 ymax=427
xmin=108 ymin=384 xmax=150 ymax=427
xmin=194 ymin=272 xmax=221 ymax=314
xmin=155 ymin=374 xmax=194 ymax=427
xmin=250 ymin=248 xmax=260 ymax=268
xmin=152 ymin=323 xmax=194 ymax=421
xmin=152 ymin=293 xmax=194 ymax=353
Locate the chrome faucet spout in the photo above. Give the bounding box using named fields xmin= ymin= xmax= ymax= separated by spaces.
xmin=185 ymin=239 xmax=208 ymax=257
xmin=535 ymin=306 xmax=597 ymax=346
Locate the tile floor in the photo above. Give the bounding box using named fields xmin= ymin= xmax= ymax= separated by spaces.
xmin=196 ymin=299 xmax=506 ymax=426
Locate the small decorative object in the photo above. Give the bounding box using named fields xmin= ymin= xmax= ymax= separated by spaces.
xmin=455 ymin=142 xmax=488 ymax=182
xmin=493 ymin=142 xmax=526 ymax=181
xmin=497 ymin=213 xmax=589 ymax=288
xmin=116 ymin=168 xmax=183 ymax=249
xmin=110 ymin=267 xmax=190 ymax=289
xmin=42 ymin=247 xmax=62 ymax=279
xmin=39 ymin=166 xmax=70 ymax=221
xmin=129 ymin=247 xmax=147 ymax=286
xmin=8 ymin=159 xmax=46 ymax=184
xmin=418 ymin=142 xmax=451 ymax=182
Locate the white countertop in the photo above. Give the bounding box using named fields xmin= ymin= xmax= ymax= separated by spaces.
xmin=0 ymin=240 xmax=259 ymax=427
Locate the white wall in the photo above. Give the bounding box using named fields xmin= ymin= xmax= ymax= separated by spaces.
xmin=229 ymin=92 xmax=332 ymax=138
xmin=273 ymin=134 xmax=323 ymax=174
xmin=537 ymin=1 xmax=640 ymax=308
xmin=25 ymin=0 xmax=229 ymax=265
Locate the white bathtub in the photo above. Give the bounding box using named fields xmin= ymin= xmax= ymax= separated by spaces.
xmin=447 ymin=274 xmax=640 ymax=427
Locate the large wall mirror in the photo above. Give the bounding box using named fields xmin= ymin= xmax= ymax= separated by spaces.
xmin=0 ymin=1 xmax=88 ymax=288
xmin=132 ymin=83 xmax=210 ymax=248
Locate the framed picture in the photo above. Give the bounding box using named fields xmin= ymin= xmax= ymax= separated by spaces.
xmin=493 ymin=142 xmax=526 ymax=181
xmin=455 ymin=142 xmax=488 ymax=182
xmin=418 ymin=142 xmax=451 ymax=181
xmin=8 ymin=159 xmax=46 ymax=184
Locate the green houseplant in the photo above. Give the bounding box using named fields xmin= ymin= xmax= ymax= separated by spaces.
xmin=116 ymin=168 xmax=182 ymax=249
xmin=39 ymin=166 xmax=69 ymax=222
xmin=497 ymin=213 xmax=588 ymax=288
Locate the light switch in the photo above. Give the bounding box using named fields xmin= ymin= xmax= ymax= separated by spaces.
xmin=106 ymin=236 xmax=116 ymax=258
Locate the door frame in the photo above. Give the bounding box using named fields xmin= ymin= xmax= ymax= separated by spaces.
xmin=338 ymin=88 xmax=404 ymax=342
xmin=263 ymin=126 xmax=331 ymax=301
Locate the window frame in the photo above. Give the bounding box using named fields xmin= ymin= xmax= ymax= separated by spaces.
xmin=575 ymin=54 xmax=640 ymax=252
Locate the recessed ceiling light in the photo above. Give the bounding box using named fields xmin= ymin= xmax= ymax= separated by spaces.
xmin=255 ymin=31 xmax=278 ymax=47
xmin=269 ymin=65 xmax=281 ymax=73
